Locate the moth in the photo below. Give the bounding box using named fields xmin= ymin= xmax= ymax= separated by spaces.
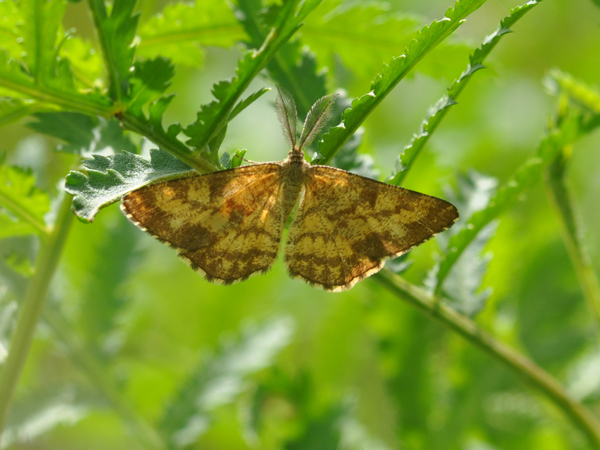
xmin=121 ymin=87 xmax=459 ymax=291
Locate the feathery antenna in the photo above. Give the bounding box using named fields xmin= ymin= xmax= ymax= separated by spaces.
xmin=298 ymin=94 xmax=336 ymax=149
xmin=275 ymin=86 xmax=298 ymax=149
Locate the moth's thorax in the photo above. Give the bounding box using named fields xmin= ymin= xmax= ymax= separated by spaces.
xmin=278 ymin=148 xmax=310 ymax=220
xmin=281 ymin=148 xmax=310 ymax=185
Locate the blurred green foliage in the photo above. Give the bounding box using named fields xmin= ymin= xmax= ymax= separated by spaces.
xmin=1 ymin=0 xmax=600 ymax=449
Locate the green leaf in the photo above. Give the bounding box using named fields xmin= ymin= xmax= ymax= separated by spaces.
xmin=160 ymin=317 xmax=294 ymax=448
xmin=283 ymin=405 xmax=345 ymax=450
xmin=77 ymin=210 xmax=142 ymax=353
xmin=235 ymin=0 xmax=327 ymax=118
xmin=0 ymin=237 xmax=35 ymax=298
xmin=65 ymin=149 xmax=194 ymax=222
xmin=1 ymin=390 xmax=88 ymax=448
xmin=137 ymin=0 xmax=244 ymax=66
xmin=314 ymin=0 xmax=488 ymax=165
xmin=0 ymin=50 xmax=39 ymax=91
xmin=0 ymin=47 xmax=110 ymax=118
xmin=0 ymin=294 xmax=17 ymax=365
xmin=0 ymin=1 xmax=108 ymax=107
xmin=146 ymin=94 xmax=183 ymax=141
xmin=28 ymin=112 xmax=136 ymax=155
xmin=388 ymin=0 xmax=542 ymax=186
xmin=60 ymin=36 xmax=105 ymax=90
xmin=183 ymin=0 xmax=309 ymax=160
xmin=433 ymin=110 xmax=600 ymax=296
xmin=221 ymin=149 xmax=247 ymax=169
xmin=0 ymin=97 xmax=41 ymax=128
xmin=0 ymin=2 xmax=21 ymax=58
xmin=126 ymin=57 xmax=175 ymax=117
xmin=546 ymin=68 xmax=600 ymax=114
xmin=0 ymin=160 xmax=50 ymax=238
xmin=90 ymin=0 xmax=140 ymax=102
xmin=302 ymin=1 xmax=467 ymax=85
xmin=231 ymin=149 xmax=247 ymax=168
xmin=230 ymin=87 xmax=271 ymax=122
xmin=426 ymin=171 xmax=499 ymax=316
xmin=18 ymin=0 xmax=67 ymax=82
xmin=0 ymin=216 xmax=37 ymax=241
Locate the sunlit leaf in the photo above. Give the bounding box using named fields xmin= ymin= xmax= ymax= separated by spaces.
xmin=0 ymin=1 xmax=21 ymax=57
xmin=65 ymin=149 xmax=194 ymax=222
xmin=61 ymin=36 xmax=105 ymax=90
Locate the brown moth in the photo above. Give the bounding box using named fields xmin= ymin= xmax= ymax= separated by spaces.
xmin=121 ymin=87 xmax=459 ymax=291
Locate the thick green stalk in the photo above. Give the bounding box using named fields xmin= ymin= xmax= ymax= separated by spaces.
xmin=546 ymin=154 xmax=600 ymax=335
xmin=374 ymin=269 xmax=600 ymax=449
xmin=0 ymin=193 xmax=74 ymax=437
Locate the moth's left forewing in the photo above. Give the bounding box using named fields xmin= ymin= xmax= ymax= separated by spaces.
xmin=121 ymin=163 xmax=288 ymax=284
xmin=284 ymin=165 xmax=459 ymax=291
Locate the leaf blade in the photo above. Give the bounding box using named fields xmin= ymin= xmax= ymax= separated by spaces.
xmin=315 ymin=0 xmax=488 ymax=165
xmin=389 ymin=0 xmax=543 ymax=186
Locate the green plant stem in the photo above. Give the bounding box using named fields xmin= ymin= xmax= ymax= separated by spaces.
xmin=0 ymin=78 xmax=114 ymax=118
xmin=43 ymin=311 xmax=166 ymax=450
xmin=191 ymin=0 xmax=302 ymax=152
xmin=236 ymin=0 xmax=313 ymax=116
xmin=546 ymin=155 xmax=600 ymax=336
xmin=0 ymin=192 xmax=74 ymax=438
xmin=374 ymin=269 xmax=600 ymax=449
xmin=0 ymin=75 xmax=220 ymax=174
xmin=121 ymin=113 xmax=219 ymax=174
xmin=86 ymin=0 xmax=123 ymax=104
